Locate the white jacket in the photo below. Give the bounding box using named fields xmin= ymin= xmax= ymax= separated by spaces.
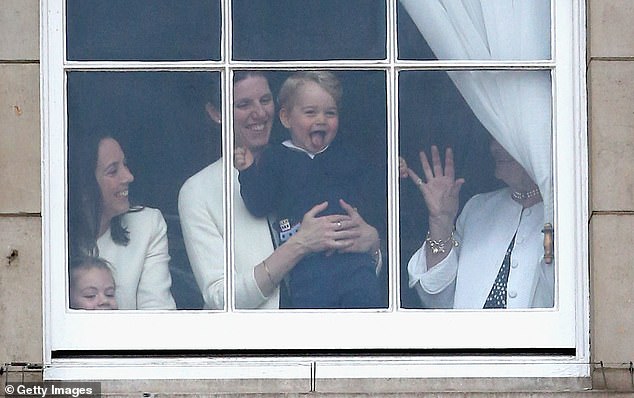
xmin=408 ymin=188 xmax=554 ymax=309
xmin=97 ymin=207 xmax=176 ymax=310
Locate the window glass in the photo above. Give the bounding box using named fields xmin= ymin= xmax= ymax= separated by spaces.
xmin=398 ymin=70 xmax=494 ymax=308
xmin=67 ymin=71 xmax=221 ymax=310
xmin=232 ymin=0 xmax=386 ymax=61
xmin=399 ymin=70 xmax=554 ymax=310
xmin=66 ymin=0 xmax=221 ymax=61
xmin=230 ymin=70 xmax=388 ymax=310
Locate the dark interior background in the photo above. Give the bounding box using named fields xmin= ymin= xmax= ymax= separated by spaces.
xmin=66 ymin=0 xmax=221 ymax=61
xmin=232 ymin=0 xmax=387 ymax=61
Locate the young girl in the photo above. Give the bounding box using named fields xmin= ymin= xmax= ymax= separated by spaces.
xmin=70 ymin=256 xmax=118 ymax=310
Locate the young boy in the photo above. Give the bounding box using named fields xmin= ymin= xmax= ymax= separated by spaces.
xmin=70 ymin=256 xmax=118 ymax=310
xmin=235 ymin=71 xmax=383 ymax=309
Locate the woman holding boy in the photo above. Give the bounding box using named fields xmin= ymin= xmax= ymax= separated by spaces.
xmin=235 ymin=71 xmax=383 ymax=309
xmin=179 ymin=71 xmax=381 ymax=310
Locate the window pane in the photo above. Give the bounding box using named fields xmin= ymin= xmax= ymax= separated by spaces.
xmin=66 ymin=0 xmax=221 ymax=61
xmin=232 ymin=0 xmax=386 ymax=61
xmin=231 ymin=70 xmax=388 ymax=310
xmin=67 ymin=71 xmax=221 ymax=310
xmin=399 ymin=70 xmax=554 ymax=310
xmin=398 ymin=0 xmax=552 ymax=60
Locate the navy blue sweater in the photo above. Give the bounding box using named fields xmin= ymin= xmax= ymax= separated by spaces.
xmin=239 ymin=138 xmax=372 ymax=226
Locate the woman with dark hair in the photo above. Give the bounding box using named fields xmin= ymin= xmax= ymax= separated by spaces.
xmin=69 ymin=134 xmax=176 ymax=310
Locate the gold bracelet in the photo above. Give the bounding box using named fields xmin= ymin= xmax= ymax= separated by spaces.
xmin=425 ymin=230 xmax=459 ymax=254
xmin=262 ymin=260 xmax=276 ymax=285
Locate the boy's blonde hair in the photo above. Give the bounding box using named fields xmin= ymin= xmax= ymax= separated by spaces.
xmin=278 ymin=71 xmax=342 ymax=110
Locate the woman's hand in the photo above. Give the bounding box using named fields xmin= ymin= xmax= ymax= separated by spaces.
xmin=335 ymin=199 xmax=380 ymax=254
xmin=405 ymin=146 xmax=465 ymax=237
xmin=289 ymin=201 xmax=354 ymax=255
xmin=258 ymin=201 xmax=375 ymax=295
xmin=289 ymin=199 xmax=379 ymax=256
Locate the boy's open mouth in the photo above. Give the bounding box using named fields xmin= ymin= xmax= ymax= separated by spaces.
xmin=310 ymin=130 xmax=327 ymax=148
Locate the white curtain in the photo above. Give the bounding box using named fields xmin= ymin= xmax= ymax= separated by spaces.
xmin=400 ymin=0 xmax=553 ymax=224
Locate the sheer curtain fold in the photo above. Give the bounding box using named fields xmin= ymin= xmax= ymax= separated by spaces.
xmin=400 ymin=0 xmax=553 ymax=225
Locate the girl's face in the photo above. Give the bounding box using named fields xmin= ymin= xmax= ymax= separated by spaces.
xmin=70 ymin=267 xmax=118 ymax=310
xmin=280 ymin=81 xmax=339 ymax=154
xmin=233 ymin=76 xmax=275 ymax=154
xmin=95 ymin=138 xmax=134 ymax=230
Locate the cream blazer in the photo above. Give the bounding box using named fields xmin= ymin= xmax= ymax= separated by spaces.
xmin=97 ymin=207 xmax=176 ymax=310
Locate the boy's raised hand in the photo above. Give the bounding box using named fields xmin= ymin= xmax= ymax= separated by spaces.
xmin=234 ymin=146 xmax=254 ymax=171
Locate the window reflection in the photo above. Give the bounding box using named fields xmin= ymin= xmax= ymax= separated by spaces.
xmin=67 ymin=71 xmax=220 ymax=309
xmin=399 ymin=70 xmax=554 ymax=309
xmin=66 ymin=0 xmax=221 ymax=61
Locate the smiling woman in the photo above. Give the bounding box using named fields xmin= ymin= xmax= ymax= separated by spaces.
xmin=232 ymin=72 xmax=275 ymax=159
xmin=94 ymin=138 xmax=134 ymax=235
xmin=68 ymin=134 xmax=176 ymax=310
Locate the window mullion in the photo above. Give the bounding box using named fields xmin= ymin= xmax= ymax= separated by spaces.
xmin=223 ymin=0 xmax=235 ymax=312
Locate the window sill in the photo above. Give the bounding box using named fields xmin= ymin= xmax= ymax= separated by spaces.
xmin=45 ymin=355 xmax=591 ymax=393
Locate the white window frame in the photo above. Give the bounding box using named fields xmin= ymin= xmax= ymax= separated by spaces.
xmin=41 ymin=0 xmax=589 ymax=380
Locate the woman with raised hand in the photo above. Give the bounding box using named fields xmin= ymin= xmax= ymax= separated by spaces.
xmin=402 ymin=140 xmax=552 ymax=309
